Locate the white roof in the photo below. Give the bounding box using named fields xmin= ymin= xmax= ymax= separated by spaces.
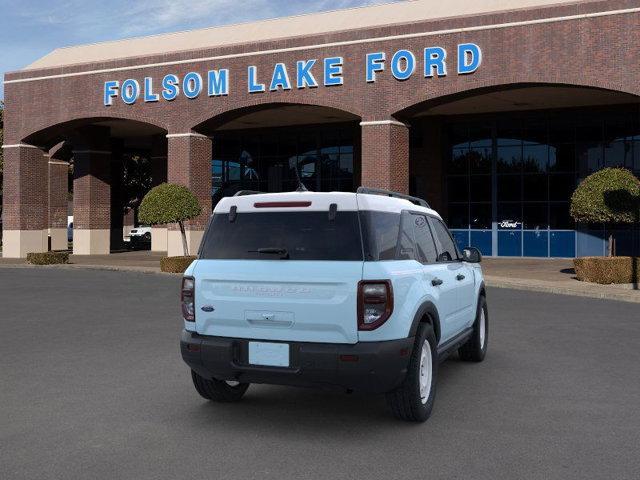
xmin=214 ymin=191 xmax=440 ymax=217
xmin=25 ymin=0 xmax=585 ymax=70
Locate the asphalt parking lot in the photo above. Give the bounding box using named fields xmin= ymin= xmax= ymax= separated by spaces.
xmin=1 ymin=268 xmax=639 ymax=480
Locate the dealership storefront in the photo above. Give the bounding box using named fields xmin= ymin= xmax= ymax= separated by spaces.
xmin=2 ymin=0 xmax=640 ymax=258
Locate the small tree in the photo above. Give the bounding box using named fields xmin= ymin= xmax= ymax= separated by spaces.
xmin=570 ymin=168 xmax=640 ymax=256
xmin=138 ymin=183 xmax=202 ymax=256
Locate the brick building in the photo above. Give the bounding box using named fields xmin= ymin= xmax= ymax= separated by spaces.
xmin=2 ymin=0 xmax=640 ymax=258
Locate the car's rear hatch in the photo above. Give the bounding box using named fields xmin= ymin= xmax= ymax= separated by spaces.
xmin=193 ymin=193 xmax=363 ymax=344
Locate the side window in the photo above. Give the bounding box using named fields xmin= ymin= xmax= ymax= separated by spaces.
xmin=429 ymin=217 xmax=459 ymax=262
xmin=396 ymin=211 xmax=417 ymax=261
xmin=412 ymin=214 xmax=437 ymax=264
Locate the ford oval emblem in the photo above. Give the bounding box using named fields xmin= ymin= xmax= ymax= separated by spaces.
xmin=201 ymin=305 xmax=215 ymax=312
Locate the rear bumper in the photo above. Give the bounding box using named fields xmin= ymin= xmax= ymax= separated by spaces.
xmin=181 ymin=330 xmax=414 ymax=394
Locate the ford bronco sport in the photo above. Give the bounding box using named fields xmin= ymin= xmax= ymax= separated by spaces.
xmin=180 ymin=187 xmax=488 ymax=422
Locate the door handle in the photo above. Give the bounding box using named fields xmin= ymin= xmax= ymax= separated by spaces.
xmin=456 ymin=274 xmax=466 ymax=281
xmin=431 ymin=278 xmax=443 ymax=286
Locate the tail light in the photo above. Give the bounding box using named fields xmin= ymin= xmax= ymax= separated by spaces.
xmin=181 ymin=276 xmax=195 ymax=322
xmin=358 ymin=280 xmax=393 ymax=330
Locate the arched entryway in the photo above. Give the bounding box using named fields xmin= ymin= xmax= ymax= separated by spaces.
xmin=3 ymin=117 xmax=167 ymax=257
xmin=193 ymin=103 xmax=361 ymax=206
xmin=398 ymin=84 xmax=640 ymax=258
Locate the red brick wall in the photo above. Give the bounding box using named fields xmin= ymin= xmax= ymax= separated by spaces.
xmin=361 ymin=123 xmax=410 ymax=193
xmin=48 ymin=161 xmax=68 ymax=229
xmin=167 ymin=135 xmax=212 ymax=230
xmin=2 ymin=146 xmax=48 ymax=230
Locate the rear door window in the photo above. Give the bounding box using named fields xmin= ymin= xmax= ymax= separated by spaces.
xmin=412 ymin=214 xmax=438 ymax=264
xmin=428 ymin=217 xmax=460 ymax=262
xmin=200 ymin=211 xmax=363 ymax=261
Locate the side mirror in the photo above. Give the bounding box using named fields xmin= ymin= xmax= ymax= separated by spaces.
xmin=462 ymin=247 xmax=482 ymax=263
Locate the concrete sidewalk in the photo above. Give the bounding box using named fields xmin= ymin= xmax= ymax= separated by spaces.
xmin=1 ymin=251 xmax=639 ymax=303
xmin=482 ymin=258 xmax=640 ymax=303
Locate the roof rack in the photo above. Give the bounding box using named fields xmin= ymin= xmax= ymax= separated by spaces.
xmin=356 ymin=187 xmax=430 ymax=208
xmin=233 ymin=190 xmax=264 ymax=197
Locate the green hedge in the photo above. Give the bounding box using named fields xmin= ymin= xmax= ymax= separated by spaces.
xmin=574 ymin=256 xmax=640 ymax=284
xmin=160 ymin=256 xmax=197 ymax=273
xmin=570 ymin=168 xmax=640 ymax=224
xmin=27 ymin=251 xmax=70 ymax=265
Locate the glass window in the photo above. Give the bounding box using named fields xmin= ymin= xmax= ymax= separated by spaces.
xmin=469 ymin=125 xmax=492 ymax=148
xmin=549 ymin=174 xmax=576 ymax=201
xmin=523 ymin=145 xmax=548 ymax=173
xmin=498 ymin=203 xmax=522 ymax=229
xmin=470 ymin=203 xmax=492 ymax=229
xmin=523 ymin=175 xmax=548 ymax=202
xmin=412 ymin=214 xmax=438 ymax=263
xmin=550 ymin=202 xmax=573 ymax=229
xmin=447 ymin=176 xmax=469 ymax=203
xmin=497 ymin=175 xmax=521 ymax=201
xmin=201 ymin=212 xmax=363 ymax=261
xmin=448 ymin=204 xmax=469 ymax=229
xmin=469 ymin=147 xmax=492 ymax=173
xmin=576 ymin=143 xmax=603 ymax=175
xmin=497 ymin=145 xmax=522 ymax=173
xmin=360 ymin=211 xmax=401 ymax=261
xmin=549 ymin=144 xmax=575 ymax=172
xmin=470 ymin=175 xmax=492 ymax=202
xmin=523 ymin=204 xmax=548 ymax=229
xmin=429 ymin=217 xmax=459 ymax=262
xmin=604 ymin=141 xmax=632 ymax=168
xmin=449 ymin=148 xmax=469 ymax=174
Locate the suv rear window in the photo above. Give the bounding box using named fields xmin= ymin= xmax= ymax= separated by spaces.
xmin=200 ymin=211 xmax=363 ymax=261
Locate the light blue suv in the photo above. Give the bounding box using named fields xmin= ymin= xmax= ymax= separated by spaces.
xmin=180 ymin=187 xmax=488 ymax=422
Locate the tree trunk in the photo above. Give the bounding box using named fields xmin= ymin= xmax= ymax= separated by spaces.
xmin=178 ymin=221 xmax=189 ymax=256
xmin=608 ymin=234 xmax=613 ymax=257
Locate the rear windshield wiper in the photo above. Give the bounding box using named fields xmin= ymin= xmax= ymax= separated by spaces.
xmin=248 ymin=247 xmax=290 ymax=259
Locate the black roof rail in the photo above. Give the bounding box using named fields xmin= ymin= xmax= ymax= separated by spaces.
xmin=233 ymin=190 xmax=264 ymax=197
xmin=356 ymin=186 xmax=431 ymax=209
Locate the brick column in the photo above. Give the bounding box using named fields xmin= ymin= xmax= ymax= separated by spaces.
xmin=166 ymin=132 xmax=212 ymax=257
xmin=150 ymin=134 xmax=168 ymax=252
xmin=360 ymin=120 xmax=410 ymax=194
xmin=1 ymin=144 xmax=49 ymax=258
xmin=72 ymin=127 xmax=112 ymax=255
xmin=48 ymin=159 xmax=69 ymax=251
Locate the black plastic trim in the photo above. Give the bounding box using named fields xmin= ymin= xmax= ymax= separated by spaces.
xmin=180 ymin=330 xmax=414 ymax=394
xmin=408 ymin=301 xmax=441 ymax=343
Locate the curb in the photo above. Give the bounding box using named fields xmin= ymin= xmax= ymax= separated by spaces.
xmin=485 ymin=276 xmax=640 ymax=304
xmin=0 ymin=263 xmax=175 ymax=276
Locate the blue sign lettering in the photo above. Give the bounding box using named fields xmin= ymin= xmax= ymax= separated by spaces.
xmin=102 ymin=44 xmax=482 ymax=105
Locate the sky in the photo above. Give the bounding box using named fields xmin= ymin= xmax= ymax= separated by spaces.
xmin=0 ymin=0 xmax=401 ymax=100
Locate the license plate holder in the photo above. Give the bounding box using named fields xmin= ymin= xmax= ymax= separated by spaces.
xmin=248 ymin=341 xmax=290 ymax=367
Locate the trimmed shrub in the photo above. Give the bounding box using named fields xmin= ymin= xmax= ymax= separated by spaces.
xmin=160 ymin=256 xmax=197 ymax=273
xmin=570 ymin=168 xmax=640 ymax=224
xmin=139 ymin=183 xmax=202 ymax=256
xmin=574 ymin=256 xmax=640 ymax=284
xmin=27 ymin=251 xmax=70 ymax=265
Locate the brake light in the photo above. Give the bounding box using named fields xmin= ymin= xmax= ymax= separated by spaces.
xmin=181 ymin=276 xmax=195 ymax=322
xmin=254 ymin=201 xmax=312 ymax=208
xmin=357 ymin=280 xmax=393 ymax=330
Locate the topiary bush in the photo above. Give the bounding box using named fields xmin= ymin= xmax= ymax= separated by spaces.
xmin=574 ymin=256 xmax=639 ymax=284
xmin=27 ymin=251 xmax=70 ymax=265
xmin=160 ymin=255 xmax=197 ymax=273
xmin=570 ymin=168 xmax=640 ymax=256
xmin=139 ymin=183 xmax=202 ymax=256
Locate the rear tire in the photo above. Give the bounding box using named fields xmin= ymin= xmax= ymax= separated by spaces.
xmin=458 ymin=296 xmax=488 ymax=362
xmin=386 ymin=323 xmax=437 ymax=422
xmin=191 ymin=370 xmax=249 ymax=402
